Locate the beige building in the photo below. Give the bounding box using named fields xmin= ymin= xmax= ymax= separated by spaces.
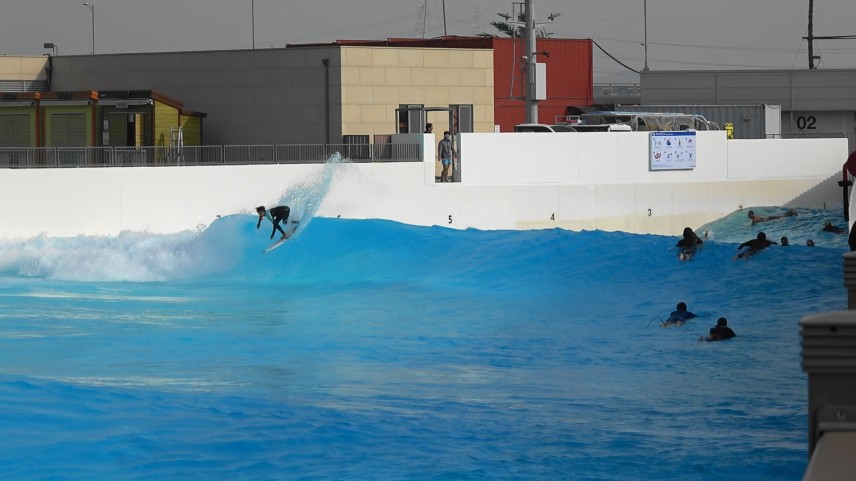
xmin=1 ymin=45 xmax=494 ymax=146
xmin=0 ymin=55 xmax=49 ymax=92
xmin=340 ymin=46 xmax=494 ymax=139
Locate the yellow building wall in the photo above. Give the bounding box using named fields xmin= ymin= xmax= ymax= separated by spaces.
xmin=153 ymin=100 xmax=180 ymax=147
xmin=179 ymin=115 xmax=202 ymax=145
xmin=339 ymin=47 xmax=495 ymax=137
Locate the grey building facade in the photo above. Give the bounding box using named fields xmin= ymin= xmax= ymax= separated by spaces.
xmin=641 ymin=69 xmax=856 ymax=150
xmin=49 ymin=48 xmax=341 ymax=146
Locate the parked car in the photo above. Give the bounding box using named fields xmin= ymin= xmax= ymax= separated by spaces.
xmin=513 ymin=123 xmax=577 ymax=133
xmin=570 ymin=123 xmax=632 ymax=132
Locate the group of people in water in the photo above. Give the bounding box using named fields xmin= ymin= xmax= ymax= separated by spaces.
xmin=676 ymin=208 xmax=848 ymax=262
xmin=661 ymin=302 xmax=736 ymax=342
xmin=667 ymin=207 xmax=850 ymax=341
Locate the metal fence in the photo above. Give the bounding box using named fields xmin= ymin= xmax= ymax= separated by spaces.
xmin=780 ymin=131 xmax=854 ymax=152
xmin=0 ymin=143 xmax=422 ymax=169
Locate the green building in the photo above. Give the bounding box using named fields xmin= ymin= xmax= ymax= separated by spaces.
xmin=0 ymin=90 xmax=205 ymax=148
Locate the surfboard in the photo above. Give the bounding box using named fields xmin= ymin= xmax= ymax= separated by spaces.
xmin=263 ymin=235 xmax=290 ymax=253
xmin=262 ymin=223 xmax=299 ymax=253
xmin=677 ymin=248 xmax=697 ymax=262
xmin=661 ymin=314 xmax=696 ymax=327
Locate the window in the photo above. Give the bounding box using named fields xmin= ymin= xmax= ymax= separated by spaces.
xmin=0 ymin=114 xmax=31 ymax=147
xmin=398 ymin=104 xmax=424 ymax=134
xmin=451 ymin=104 xmax=473 ymax=133
xmin=50 ymin=113 xmax=86 ymax=146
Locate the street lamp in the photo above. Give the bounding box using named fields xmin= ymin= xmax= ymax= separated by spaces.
xmin=643 ymin=0 xmax=649 ymax=71
xmin=251 ymin=0 xmax=255 ymax=49
xmin=83 ymin=2 xmax=95 ymax=54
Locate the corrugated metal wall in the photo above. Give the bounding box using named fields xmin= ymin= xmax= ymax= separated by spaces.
xmin=493 ymin=38 xmax=594 ymax=131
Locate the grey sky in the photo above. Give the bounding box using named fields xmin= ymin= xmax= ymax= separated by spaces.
xmin=2 ymin=0 xmax=855 ymax=83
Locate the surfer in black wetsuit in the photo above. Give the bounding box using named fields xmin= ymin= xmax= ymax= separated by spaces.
xmin=707 ymin=317 xmax=736 ymax=341
xmin=675 ymin=226 xmax=704 ymax=261
xmin=733 ymin=231 xmax=776 ymax=260
xmin=256 ymin=205 xmax=291 ymax=239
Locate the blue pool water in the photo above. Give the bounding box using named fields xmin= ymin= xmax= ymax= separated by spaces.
xmin=0 ymin=184 xmax=850 ymax=479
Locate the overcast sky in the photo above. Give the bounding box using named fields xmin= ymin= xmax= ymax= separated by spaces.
xmin=2 ymin=0 xmax=855 ymax=83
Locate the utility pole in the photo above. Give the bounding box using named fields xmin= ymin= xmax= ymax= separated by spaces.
xmin=524 ymin=0 xmax=537 ymax=123
xmin=803 ymin=0 xmax=856 ymax=69
xmin=808 ymin=0 xmax=815 ymax=69
xmin=499 ymin=1 xmax=558 ymax=123
xmin=643 ymin=0 xmax=649 ymax=71
xmin=442 ymin=0 xmax=448 ymax=36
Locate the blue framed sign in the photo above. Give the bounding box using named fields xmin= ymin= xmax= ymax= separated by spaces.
xmin=649 ymin=131 xmax=696 ymax=171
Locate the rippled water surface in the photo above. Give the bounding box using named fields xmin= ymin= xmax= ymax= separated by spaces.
xmin=0 ymin=202 xmax=849 ymax=480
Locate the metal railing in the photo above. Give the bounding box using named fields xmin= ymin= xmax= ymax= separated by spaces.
xmin=0 ymin=79 xmax=47 ymax=92
xmin=593 ymin=83 xmax=642 ymax=98
xmin=780 ymin=131 xmax=855 ymax=151
xmin=0 ymin=143 xmax=422 ymax=169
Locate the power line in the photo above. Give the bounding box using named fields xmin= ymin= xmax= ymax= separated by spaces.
xmin=591 ymin=39 xmax=639 ymax=74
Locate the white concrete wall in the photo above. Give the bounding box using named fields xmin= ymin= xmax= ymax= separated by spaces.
xmin=0 ymin=132 xmax=848 ymax=239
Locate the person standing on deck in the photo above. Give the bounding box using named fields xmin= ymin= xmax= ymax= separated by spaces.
xmin=437 ymin=131 xmax=456 ymax=183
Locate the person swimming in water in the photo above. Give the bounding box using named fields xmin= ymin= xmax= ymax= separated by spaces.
xmin=822 ymin=220 xmax=846 ymax=234
xmin=676 ymin=227 xmax=704 ymax=261
xmin=662 ymin=302 xmax=697 ymax=327
xmin=706 ymin=317 xmax=736 ymax=341
xmin=747 ymin=209 xmax=797 ymax=226
xmin=734 ymin=231 xmax=777 ymax=260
